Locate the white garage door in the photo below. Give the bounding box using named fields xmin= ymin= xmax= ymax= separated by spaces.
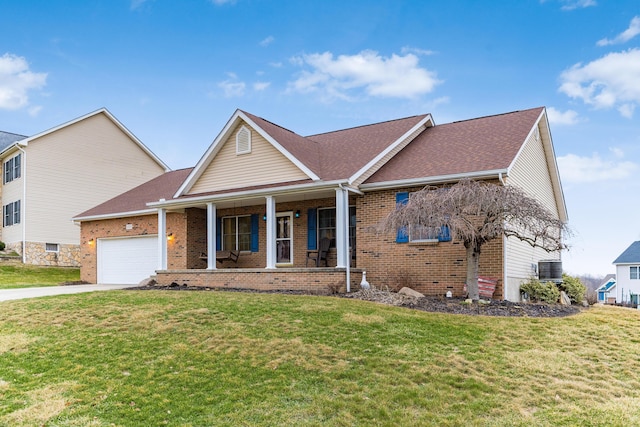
xmin=98 ymin=236 xmax=158 ymax=284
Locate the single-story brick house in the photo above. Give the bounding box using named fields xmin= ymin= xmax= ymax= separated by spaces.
xmin=74 ymin=107 xmax=567 ymax=301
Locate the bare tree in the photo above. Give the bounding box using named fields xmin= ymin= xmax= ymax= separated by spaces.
xmin=378 ymin=179 xmax=569 ymax=300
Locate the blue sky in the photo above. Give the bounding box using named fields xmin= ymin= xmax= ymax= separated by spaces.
xmin=1 ymin=0 xmax=639 ymax=277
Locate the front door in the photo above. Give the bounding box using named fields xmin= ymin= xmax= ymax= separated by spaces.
xmin=276 ymin=212 xmax=293 ymax=264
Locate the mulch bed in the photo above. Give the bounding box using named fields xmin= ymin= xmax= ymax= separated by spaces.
xmin=127 ymin=283 xmax=583 ymax=317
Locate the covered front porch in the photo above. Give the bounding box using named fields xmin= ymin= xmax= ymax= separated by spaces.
xmin=151 ymin=182 xmax=363 ymax=292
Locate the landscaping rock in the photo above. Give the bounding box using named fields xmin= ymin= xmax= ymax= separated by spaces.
xmin=398 ymin=287 xmax=425 ymax=298
xmin=138 ymin=277 xmax=157 ymax=287
xmin=560 ymin=291 xmax=571 ymax=306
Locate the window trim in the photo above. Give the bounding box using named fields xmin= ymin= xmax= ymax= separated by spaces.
xmin=2 ymin=200 xmax=20 ymax=227
xmin=222 ymin=214 xmax=252 ymax=252
xmin=3 ymin=154 xmax=21 ymax=184
xmin=45 ymin=243 xmax=60 ymax=253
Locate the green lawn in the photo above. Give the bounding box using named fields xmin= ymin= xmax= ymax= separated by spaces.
xmin=0 ymin=264 xmax=80 ymax=289
xmin=1 ymin=291 xmax=639 ymax=426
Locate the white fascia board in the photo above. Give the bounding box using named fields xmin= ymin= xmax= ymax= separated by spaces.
xmin=155 ymin=179 xmax=349 ymax=210
xmin=174 ymin=110 xmax=321 ymax=198
xmin=359 ymin=169 xmax=508 ymax=192
xmin=348 ymin=114 xmax=434 ymax=185
xmin=13 ymin=108 xmax=170 ymax=171
xmin=73 ymin=208 xmax=157 ymax=223
xmin=506 ymin=108 xmax=568 ymax=222
xmin=0 ymin=142 xmax=25 ymax=159
xmin=239 ymin=111 xmax=320 ymax=181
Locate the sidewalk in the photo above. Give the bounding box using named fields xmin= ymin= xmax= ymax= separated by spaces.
xmin=0 ymin=283 xmax=138 ymax=302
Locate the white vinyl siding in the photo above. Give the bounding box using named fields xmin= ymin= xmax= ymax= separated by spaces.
xmin=24 ymin=112 xmax=166 ymax=245
xmin=188 ymin=122 xmax=309 ymax=195
xmin=505 ymin=123 xmax=563 ymax=301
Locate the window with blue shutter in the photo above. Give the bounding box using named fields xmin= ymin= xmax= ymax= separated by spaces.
xmin=438 ymin=225 xmax=451 ymax=242
xmin=395 ymin=192 xmax=409 ymax=243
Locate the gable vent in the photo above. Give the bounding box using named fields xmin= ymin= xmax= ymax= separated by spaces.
xmin=236 ymin=126 xmax=251 ymax=154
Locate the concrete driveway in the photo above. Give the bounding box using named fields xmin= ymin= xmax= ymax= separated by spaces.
xmin=0 ymin=283 xmax=138 ymax=302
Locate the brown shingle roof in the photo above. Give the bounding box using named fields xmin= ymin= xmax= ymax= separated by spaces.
xmin=365 ymin=107 xmax=544 ymax=184
xmin=74 ymin=168 xmax=193 ymax=219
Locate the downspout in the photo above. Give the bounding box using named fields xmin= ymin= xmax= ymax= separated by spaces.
xmin=16 ymin=145 xmax=27 ymax=264
xmin=499 ymin=172 xmax=508 ymax=300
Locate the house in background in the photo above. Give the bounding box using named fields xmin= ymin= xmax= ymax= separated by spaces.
xmin=612 ymin=241 xmax=640 ymax=304
xmin=74 ymin=107 xmax=567 ymax=301
xmin=0 ymin=109 xmax=169 ymax=266
xmin=595 ymin=274 xmax=616 ymax=304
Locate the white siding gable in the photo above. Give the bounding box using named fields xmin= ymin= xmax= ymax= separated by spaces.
xmin=187 ymin=121 xmax=310 ymax=195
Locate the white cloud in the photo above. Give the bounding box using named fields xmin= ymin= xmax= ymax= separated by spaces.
xmin=288 ymin=50 xmax=441 ymax=101
xmin=559 ymin=48 xmax=640 ymax=117
xmin=557 ymin=152 xmax=637 ymax=183
xmin=218 ymin=80 xmax=245 ymax=97
xmin=547 ymin=107 xmax=580 ymax=125
xmin=560 ymin=0 xmax=596 ymax=11
xmin=400 ymin=46 xmax=435 ymax=56
xmin=253 ymin=81 xmax=270 ymax=91
xmin=130 ymin=0 xmax=151 ymax=10
xmin=259 ymin=36 xmax=274 ymax=47
xmin=210 ymin=0 xmax=236 ymax=5
xmin=597 ymin=16 xmax=640 ymax=46
xmin=0 ymin=53 xmax=47 ymax=110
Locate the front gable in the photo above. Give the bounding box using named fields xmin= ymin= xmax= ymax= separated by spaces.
xmin=177 ymin=110 xmax=319 ymax=197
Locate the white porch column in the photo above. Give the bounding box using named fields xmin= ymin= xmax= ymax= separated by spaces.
xmin=207 ymin=202 xmax=217 ymax=270
xmin=158 ymin=208 xmax=167 ymax=270
xmin=335 ymin=187 xmax=348 ymax=268
xmin=265 ymin=195 xmax=276 ymax=269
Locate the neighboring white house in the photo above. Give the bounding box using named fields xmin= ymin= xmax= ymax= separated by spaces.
xmin=0 ymin=109 xmax=169 ymax=266
xmin=595 ymin=274 xmax=616 ymax=304
xmin=612 ymin=241 xmax=640 ymax=304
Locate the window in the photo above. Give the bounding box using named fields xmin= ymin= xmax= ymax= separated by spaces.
xmin=317 ymin=207 xmax=356 ymax=249
xmin=3 ymin=200 xmax=20 ymax=227
xmin=631 ymin=266 xmax=639 ymax=280
xmin=3 ymin=154 xmax=21 ymax=184
xmin=45 ymin=243 xmax=59 ymax=253
xmin=236 ymin=126 xmax=251 ymax=154
xmin=395 ymin=191 xmax=451 ymax=243
xmin=222 ymin=215 xmax=252 ymax=251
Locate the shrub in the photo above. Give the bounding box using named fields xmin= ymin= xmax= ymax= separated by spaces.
xmin=520 ymin=278 xmax=560 ymax=304
xmin=0 ymin=241 xmax=5 ymax=251
xmin=559 ymin=273 xmax=587 ymax=304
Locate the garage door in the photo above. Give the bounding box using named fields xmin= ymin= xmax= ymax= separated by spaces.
xmin=98 ymin=236 xmax=158 ymax=284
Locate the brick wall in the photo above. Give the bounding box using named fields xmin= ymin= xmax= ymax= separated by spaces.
xmin=356 ymin=188 xmax=504 ymax=298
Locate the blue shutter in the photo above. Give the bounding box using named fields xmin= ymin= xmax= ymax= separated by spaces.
xmin=396 ymin=192 xmax=409 ymax=243
xmin=216 ymin=217 xmax=222 ymax=251
xmin=250 ymin=214 xmax=259 ymax=252
xmin=307 ymin=208 xmax=317 ymax=250
xmin=438 ymin=225 xmax=451 ymax=242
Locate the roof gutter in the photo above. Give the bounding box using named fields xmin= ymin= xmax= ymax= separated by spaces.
xmin=359 ymin=169 xmax=509 ymax=192
xmin=73 ymin=208 xmax=158 ymax=223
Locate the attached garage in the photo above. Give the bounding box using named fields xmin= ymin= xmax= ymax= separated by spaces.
xmin=97 ymin=236 xmax=158 ymax=284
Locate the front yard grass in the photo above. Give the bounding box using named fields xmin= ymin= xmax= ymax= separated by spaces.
xmin=0 ymin=264 xmax=80 ymax=289
xmin=1 ymin=290 xmax=639 ymax=426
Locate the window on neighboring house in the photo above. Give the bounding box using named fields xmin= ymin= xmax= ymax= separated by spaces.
xmin=631 ymin=266 xmax=639 ymax=280
xmin=222 ymin=215 xmax=252 ymax=251
xmin=45 ymin=243 xmax=59 ymax=253
xmin=317 ymin=206 xmax=356 ymax=249
xmin=2 ymin=200 xmax=20 ymax=227
xmin=3 ymin=154 xmax=21 ymax=184
xmin=236 ymin=126 xmax=251 ymax=154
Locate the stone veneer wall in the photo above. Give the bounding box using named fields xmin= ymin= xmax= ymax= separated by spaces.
xmin=23 ymin=242 xmax=81 ymax=267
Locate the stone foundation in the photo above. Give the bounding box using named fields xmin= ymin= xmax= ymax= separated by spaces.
xmin=23 ymin=242 xmax=81 ymax=267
